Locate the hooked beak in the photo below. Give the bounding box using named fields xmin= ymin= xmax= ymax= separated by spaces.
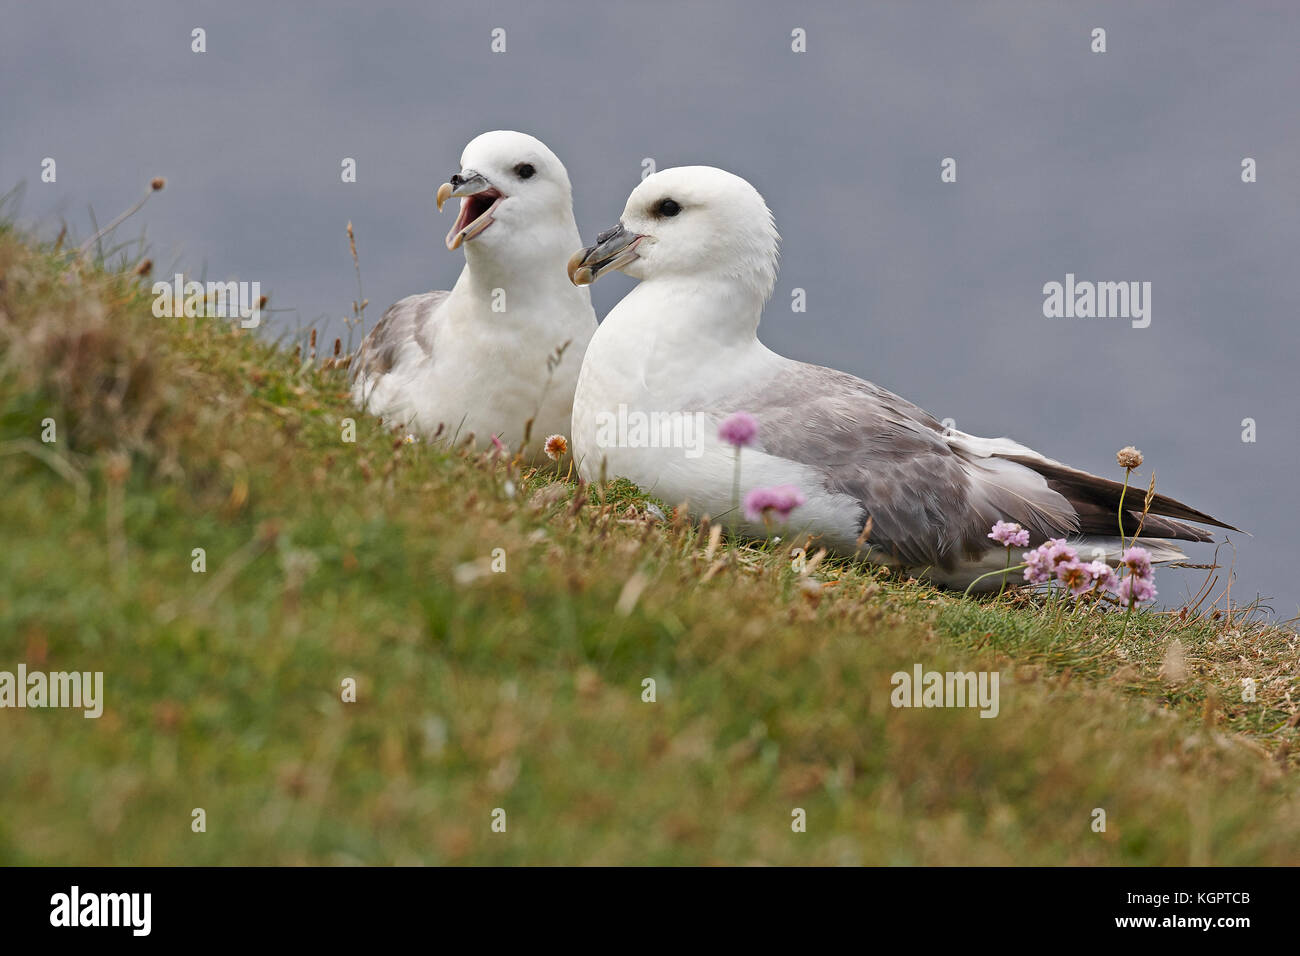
xmin=436 ymin=171 xmax=505 ymax=250
xmin=567 ymin=224 xmax=644 ymax=286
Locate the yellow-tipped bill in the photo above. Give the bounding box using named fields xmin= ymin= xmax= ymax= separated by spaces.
xmin=567 ymin=224 xmax=643 ymax=286
xmin=438 ymin=171 xmax=504 ymax=251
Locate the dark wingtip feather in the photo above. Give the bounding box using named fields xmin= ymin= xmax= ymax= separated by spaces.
xmin=1001 ymin=455 xmax=1244 ymax=539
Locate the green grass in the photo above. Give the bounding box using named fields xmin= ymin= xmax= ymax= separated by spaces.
xmin=2 ymin=223 xmax=1297 ymax=865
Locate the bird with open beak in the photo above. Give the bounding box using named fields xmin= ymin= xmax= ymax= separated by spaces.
xmin=351 ymin=131 xmax=595 ymax=461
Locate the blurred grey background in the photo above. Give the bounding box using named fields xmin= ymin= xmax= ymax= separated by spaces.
xmin=3 ymin=0 xmax=1297 ymax=615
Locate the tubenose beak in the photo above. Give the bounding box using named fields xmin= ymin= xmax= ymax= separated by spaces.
xmin=436 ymin=170 xmax=505 ymax=250
xmin=566 ymin=223 xmax=644 ymax=286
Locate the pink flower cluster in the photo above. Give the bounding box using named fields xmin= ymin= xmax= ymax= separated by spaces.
xmin=1018 ymin=536 xmax=1156 ymax=603
xmin=988 ymin=520 xmax=1030 ymax=548
xmin=718 ymin=411 xmax=759 ymax=448
xmin=743 ymin=484 xmax=807 ymax=523
xmin=1115 ymin=548 xmax=1158 ymax=603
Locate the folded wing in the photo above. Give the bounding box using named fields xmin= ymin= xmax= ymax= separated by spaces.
xmin=728 ymin=361 xmax=1237 ymax=570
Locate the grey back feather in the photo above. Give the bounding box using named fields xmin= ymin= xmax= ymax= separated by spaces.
xmin=351 ymin=291 xmax=450 ymax=383
xmin=721 ymin=362 xmax=1079 ymax=569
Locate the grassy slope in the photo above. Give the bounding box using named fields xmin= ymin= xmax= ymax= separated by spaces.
xmin=1 ymin=226 xmax=1297 ymax=865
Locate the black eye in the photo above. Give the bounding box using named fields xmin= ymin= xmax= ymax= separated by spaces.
xmin=656 ymin=198 xmax=681 ymax=217
xmin=515 ymin=163 xmax=535 ymax=179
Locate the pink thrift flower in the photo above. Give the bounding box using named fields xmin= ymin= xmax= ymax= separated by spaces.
xmin=988 ymin=520 xmax=1030 ymax=548
xmin=1121 ymin=546 xmax=1153 ymax=580
xmin=1046 ymin=539 xmax=1079 ymax=568
xmin=1056 ymin=559 xmax=1095 ymax=597
xmin=1087 ymin=560 xmax=1118 ymax=592
xmin=1113 ymin=574 xmax=1158 ymax=604
xmin=718 ymin=411 xmax=759 ymax=448
xmin=743 ymin=484 xmax=806 ymax=523
xmin=1022 ymin=544 xmax=1053 ymax=584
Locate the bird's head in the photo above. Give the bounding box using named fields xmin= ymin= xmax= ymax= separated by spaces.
xmin=567 ymin=165 xmax=779 ymax=301
xmin=437 ymin=131 xmax=577 ymax=260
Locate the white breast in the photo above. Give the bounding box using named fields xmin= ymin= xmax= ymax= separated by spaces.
xmin=572 ymin=288 xmax=862 ymax=542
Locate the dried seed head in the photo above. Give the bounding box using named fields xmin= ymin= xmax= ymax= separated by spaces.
xmin=544 ymin=434 xmax=568 ymax=461
xmin=105 ymin=452 xmax=130 ymax=484
xmin=1116 ymin=446 xmax=1143 ymax=469
xmin=133 ymin=258 xmax=153 ymax=277
xmin=150 ymin=177 xmax=166 ymax=191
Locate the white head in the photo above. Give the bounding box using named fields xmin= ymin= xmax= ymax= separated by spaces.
xmin=568 ymin=166 xmax=780 ymax=301
xmin=436 ymin=130 xmax=580 ymax=268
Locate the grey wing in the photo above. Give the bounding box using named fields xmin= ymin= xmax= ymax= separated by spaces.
xmin=720 ymin=362 xmax=1079 ymax=569
xmin=350 ymin=291 xmax=450 ymax=384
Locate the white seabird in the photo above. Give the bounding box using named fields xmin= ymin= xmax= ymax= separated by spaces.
xmin=566 ymin=166 xmax=1238 ymax=590
xmin=352 ymin=131 xmax=596 ymax=460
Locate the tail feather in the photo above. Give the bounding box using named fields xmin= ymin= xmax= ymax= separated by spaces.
xmin=1060 ymin=495 xmax=1215 ymax=542
xmin=1069 ymin=537 xmax=1188 ymax=566
xmin=999 ymin=455 xmax=1242 ymax=541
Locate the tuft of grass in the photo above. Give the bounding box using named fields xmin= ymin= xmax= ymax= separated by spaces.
xmin=1 ymin=223 xmax=1297 ymax=865
xmin=0 ymin=224 xmax=186 ymax=460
